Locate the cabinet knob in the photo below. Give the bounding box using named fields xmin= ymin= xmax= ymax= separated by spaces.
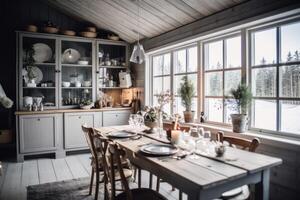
xmin=96 ymin=71 xmax=99 ymax=74
xmin=37 ymin=118 xmax=40 ymax=121
xmin=115 ymin=114 xmax=118 ymax=117
xmin=78 ymin=116 xmax=81 ymax=119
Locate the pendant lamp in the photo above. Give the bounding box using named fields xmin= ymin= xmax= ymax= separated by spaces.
xmin=130 ymin=0 xmax=145 ymax=64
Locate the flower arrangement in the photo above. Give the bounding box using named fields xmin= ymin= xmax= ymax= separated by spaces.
xmin=156 ymin=89 xmax=173 ymax=111
xmin=143 ymin=106 xmax=159 ymax=122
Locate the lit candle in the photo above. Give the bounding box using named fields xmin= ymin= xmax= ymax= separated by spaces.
xmin=171 ymin=130 xmax=181 ymax=144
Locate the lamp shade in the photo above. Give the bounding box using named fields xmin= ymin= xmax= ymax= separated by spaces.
xmin=130 ymin=43 xmax=145 ymax=64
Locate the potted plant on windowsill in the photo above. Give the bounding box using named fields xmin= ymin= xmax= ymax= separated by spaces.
xmin=228 ymin=84 xmax=252 ymax=133
xmin=178 ymin=76 xmax=195 ymax=123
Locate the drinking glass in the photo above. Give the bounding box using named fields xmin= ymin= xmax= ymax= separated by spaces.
xmin=203 ymin=130 xmax=211 ymax=155
xmin=189 ymin=138 xmax=200 ymax=159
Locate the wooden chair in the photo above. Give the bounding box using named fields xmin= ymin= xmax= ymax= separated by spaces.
xmin=217 ymin=131 xmax=260 ymax=200
xmin=82 ymin=125 xmax=132 ymax=200
xmin=217 ymin=131 xmax=260 ymax=152
xmin=103 ymin=141 xmax=168 ymax=200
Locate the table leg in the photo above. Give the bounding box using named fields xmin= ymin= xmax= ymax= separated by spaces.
xmin=255 ymin=169 xmax=270 ymax=200
xmin=149 ymin=173 xmax=153 ymax=189
xmin=138 ymin=168 xmax=141 ymax=188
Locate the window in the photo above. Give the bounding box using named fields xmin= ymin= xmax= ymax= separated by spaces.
xmin=250 ymin=22 xmax=300 ymax=134
xmin=204 ymin=35 xmax=242 ymax=123
xmin=173 ymin=47 xmax=198 ymax=117
xmin=152 ymin=53 xmax=171 ymax=114
xmin=151 ymin=46 xmax=198 ymax=117
xmin=148 ymin=16 xmax=300 ymax=138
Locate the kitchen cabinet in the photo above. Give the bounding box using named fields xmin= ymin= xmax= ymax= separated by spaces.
xmin=64 ymin=112 xmax=102 ymax=149
xmin=103 ymin=110 xmax=130 ymax=126
xmin=19 ymin=114 xmax=63 ymax=154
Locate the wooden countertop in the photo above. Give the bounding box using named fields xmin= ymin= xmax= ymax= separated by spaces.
xmin=15 ymin=107 xmax=132 ymax=115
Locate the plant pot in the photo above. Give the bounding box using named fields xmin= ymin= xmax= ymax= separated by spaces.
xmin=144 ymin=120 xmax=158 ymax=134
xmin=231 ymin=114 xmax=247 ymax=133
xmin=183 ymin=111 xmax=195 ymax=123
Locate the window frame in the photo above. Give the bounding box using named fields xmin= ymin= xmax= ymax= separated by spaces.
xmin=248 ymin=20 xmax=300 ymax=137
xmin=147 ymin=14 xmax=300 ymax=139
xmin=202 ymin=33 xmax=244 ymax=125
xmin=150 ymin=43 xmax=199 ymax=119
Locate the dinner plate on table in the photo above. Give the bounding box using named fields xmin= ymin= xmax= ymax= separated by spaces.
xmin=140 ymin=144 xmax=178 ymax=156
xmin=107 ymin=131 xmax=137 ymax=138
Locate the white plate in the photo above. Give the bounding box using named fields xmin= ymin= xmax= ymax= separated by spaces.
xmin=23 ymin=66 xmax=43 ymax=84
xmin=140 ymin=144 xmax=178 ymax=156
xmin=62 ymin=48 xmax=81 ymax=64
xmin=33 ymin=43 xmax=52 ymax=63
xmin=107 ymin=131 xmax=137 ymax=138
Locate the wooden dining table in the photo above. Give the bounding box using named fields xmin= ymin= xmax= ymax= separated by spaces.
xmin=95 ymin=125 xmax=282 ymax=200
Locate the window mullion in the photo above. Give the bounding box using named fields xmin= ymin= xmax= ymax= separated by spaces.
xmin=277 ymin=26 xmax=281 ymax=132
xmin=170 ymin=51 xmax=174 ymax=115
xmin=223 ymin=39 xmax=226 ymax=123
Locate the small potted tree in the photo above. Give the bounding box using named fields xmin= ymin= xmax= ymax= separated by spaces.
xmin=228 ymin=84 xmax=252 ymax=133
xmin=178 ymin=76 xmax=195 ymax=123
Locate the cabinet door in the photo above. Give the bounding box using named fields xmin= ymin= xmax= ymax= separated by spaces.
xmin=103 ymin=110 xmax=131 ymax=126
xmin=64 ymin=112 xmax=101 ymax=149
xmin=19 ymin=114 xmax=62 ymax=153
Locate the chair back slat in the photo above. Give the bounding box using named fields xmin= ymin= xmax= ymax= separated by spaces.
xmin=108 ymin=143 xmax=133 ymax=200
xmin=217 ymin=131 xmax=260 ymax=152
xmin=82 ymin=125 xmax=99 ymax=165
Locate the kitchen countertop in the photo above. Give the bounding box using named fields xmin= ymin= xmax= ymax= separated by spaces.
xmin=15 ymin=107 xmax=132 ymax=115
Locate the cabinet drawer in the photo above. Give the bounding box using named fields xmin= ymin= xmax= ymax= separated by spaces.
xmin=64 ymin=112 xmax=101 ymax=149
xmin=19 ymin=114 xmax=62 ymax=153
xmin=103 ymin=110 xmax=131 ymax=126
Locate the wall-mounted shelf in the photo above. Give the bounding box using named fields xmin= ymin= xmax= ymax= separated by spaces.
xmin=62 ymin=87 xmax=93 ymax=89
xmin=99 ymin=66 xmax=127 ymax=69
xmin=99 ymin=87 xmax=130 ymax=89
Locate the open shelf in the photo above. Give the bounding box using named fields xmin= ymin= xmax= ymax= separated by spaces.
xmin=99 ymin=86 xmax=130 ymax=89
xmin=99 ymin=65 xmax=127 ymax=69
xmin=62 ymin=87 xmax=93 ymax=89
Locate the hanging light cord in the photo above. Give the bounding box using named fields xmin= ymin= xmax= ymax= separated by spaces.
xmin=137 ymin=0 xmax=140 ymax=44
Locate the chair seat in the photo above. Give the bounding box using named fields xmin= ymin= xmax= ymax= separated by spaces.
xmin=91 ymin=155 xmax=130 ymax=170
xmin=116 ymin=188 xmax=168 ymax=200
xmin=222 ymin=185 xmax=250 ymax=200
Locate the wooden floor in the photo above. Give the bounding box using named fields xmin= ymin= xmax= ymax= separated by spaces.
xmin=0 ymin=153 xmax=185 ymax=200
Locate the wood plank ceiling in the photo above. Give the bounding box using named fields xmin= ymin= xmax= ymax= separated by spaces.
xmin=47 ymin=0 xmax=246 ymax=43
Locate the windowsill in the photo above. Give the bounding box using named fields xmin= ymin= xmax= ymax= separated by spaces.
xmin=181 ymin=121 xmax=300 ymax=151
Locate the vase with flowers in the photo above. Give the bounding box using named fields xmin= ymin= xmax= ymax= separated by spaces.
xmin=143 ymin=90 xmax=173 ymax=133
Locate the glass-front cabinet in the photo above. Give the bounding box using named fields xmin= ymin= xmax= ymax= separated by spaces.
xmin=60 ymin=39 xmax=95 ymax=108
xmin=19 ymin=34 xmax=58 ymax=110
xmin=18 ymin=33 xmax=96 ymax=110
xmin=96 ymin=41 xmax=129 ymax=90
